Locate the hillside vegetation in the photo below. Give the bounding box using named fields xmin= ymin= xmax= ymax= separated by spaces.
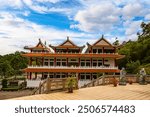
xmin=0 ymin=51 xmax=28 ymax=78
xmin=117 ymin=22 xmax=150 ymax=74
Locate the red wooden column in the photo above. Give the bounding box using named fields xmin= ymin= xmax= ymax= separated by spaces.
xmin=67 ymin=58 xmax=68 ymax=66
xmin=54 ymin=57 xmax=56 ymax=66
xmin=29 ymin=72 xmax=32 ymax=80
xmin=66 ymin=73 xmax=68 ymax=77
xmin=90 ymin=58 xmax=92 ymax=67
xmin=78 ymin=73 xmax=80 ymax=80
xmin=29 ymin=57 xmax=32 ymax=65
xmin=90 ymin=73 xmax=92 ymax=80
xmin=102 ymin=58 xmax=104 ymax=66
xmin=114 ymin=47 xmax=116 ymax=53
xmin=78 ymin=58 xmax=80 ymax=66
xmin=42 ymin=73 xmax=44 ymax=79
xmin=35 ymin=72 xmax=37 ymax=79
xmin=36 ymin=58 xmax=38 ymax=65
xmin=115 ymin=58 xmax=117 ymax=67
xmin=27 ymin=72 xmax=29 ymax=79
xmin=91 ymin=47 xmax=92 ymax=53
xmin=102 ymin=47 xmax=105 ymax=66
xmin=102 ymin=47 xmax=104 ymax=53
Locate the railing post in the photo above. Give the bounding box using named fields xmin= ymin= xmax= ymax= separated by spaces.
xmin=102 ymin=76 xmax=105 ymax=85
xmin=46 ymin=78 xmax=51 ymax=93
xmin=76 ymin=78 xmax=79 ymax=89
xmin=62 ymin=79 xmax=66 ymax=90
xmin=92 ymin=80 xmax=95 ymax=86
xmin=39 ymin=82 xmax=42 ymax=94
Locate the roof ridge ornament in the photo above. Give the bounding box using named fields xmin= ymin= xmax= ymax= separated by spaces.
xmin=102 ymin=34 xmax=104 ymax=39
xmin=67 ymin=36 xmax=69 ymax=40
xmin=39 ymin=38 xmax=41 ymax=42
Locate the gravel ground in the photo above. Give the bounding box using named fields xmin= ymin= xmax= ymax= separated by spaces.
xmin=0 ymin=89 xmax=33 ymax=100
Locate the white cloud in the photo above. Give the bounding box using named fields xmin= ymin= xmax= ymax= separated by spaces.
xmin=22 ymin=0 xmax=72 ymax=14
xmin=1 ymin=0 xmax=150 ymax=55
xmin=23 ymin=11 xmax=30 ymax=16
xmin=71 ymin=0 xmax=150 ymax=41
xmin=123 ymin=20 xmax=142 ymax=40
xmin=124 ymin=20 xmax=141 ymax=35
xmin=0 ymin=0 xmax=23 ymax=8
xmin=145 ymin=14 xmax=150 ymax=20
xmin=36 ymin=0 xmax=60 ymax=3
xmin=122 ymin=3 xmax=143 ymax=19
xmin=0 ymin=12 xmax=95 ymax=55
xmin=71 ymin=3 xmax=121 ymax=32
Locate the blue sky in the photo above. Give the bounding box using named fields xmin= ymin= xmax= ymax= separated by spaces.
xmin=0 ymin=0 xmax=150 ymax=55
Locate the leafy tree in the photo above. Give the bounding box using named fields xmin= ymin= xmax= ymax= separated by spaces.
xmin=113 ymin=38 xmax=120 ymax=46
xmin=0 ymin=60 xmax=13 ymax=78
xmin=0 ymin=51 xmax=28 ymax=78
xmin=118 ymin=22 xmax=150 ymax=74
xmin=126 ymin=60 xmax=140 ymax=73
xmin=10 ymin=52 xmax=28 ymax=78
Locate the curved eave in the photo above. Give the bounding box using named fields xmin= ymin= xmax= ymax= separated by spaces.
xmin=91 ymin=45 xmax=115 ymax=48
xmin=49 ymin=45 xmax=85 ymax=49
xmin=24 ymin=47 xmax=50 ymax=51
xmin=22 ymin=53 xmax=125 ymax=59
xmin=23 ymin=68 xmax=120 ymax=73
xmin=116 ymin=55 xmax=125 ymax=59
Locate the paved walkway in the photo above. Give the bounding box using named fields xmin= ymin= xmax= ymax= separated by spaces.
xmin=0 ymin=90 xmax=33 ymax=100
xmin=11 ymin=84 xmax=150 ymax=100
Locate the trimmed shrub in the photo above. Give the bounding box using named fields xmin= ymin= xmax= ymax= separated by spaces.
xmin=2 ymin=79 xmax=8 ymax=88
xmin=1 ymin=86 xmax=20 ymax=91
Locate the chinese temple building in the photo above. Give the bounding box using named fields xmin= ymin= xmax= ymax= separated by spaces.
xmin=22 ymin=36 xmax=124 ymax=80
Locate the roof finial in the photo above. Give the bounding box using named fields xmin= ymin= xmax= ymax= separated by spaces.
xmin=102 ymin=34 xmax=104 ymax=39
xmin=39 ymin=38 xmax=41 ymax=42
xmin=67 ymin=36 xmax=69 ymax=40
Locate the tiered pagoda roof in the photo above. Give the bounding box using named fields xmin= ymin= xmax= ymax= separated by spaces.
xmin=49 ymin=37 xmax=85 ymax=51
xmin=85 ymin=35 xmax=116 ymax=53
xmin=24 ymin=39 xmax=51 ymax=52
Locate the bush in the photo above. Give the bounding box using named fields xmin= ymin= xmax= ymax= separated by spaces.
xmin=9 ymin=81 xmax=18 ymax=87
xmin=2 ymin=79 xmax=8 ymax=88
xmin=126 ymin=60 xmax=140 ymax=73
xmin=66 ymin=77 xmax=77 ymax=93
xmin=1 ymin=86 xmax=20 ymax=91
xmin=19 ymin=81 xmax=27 ymax=89
xmin=15 ymin=77 xmax=26 ymax=80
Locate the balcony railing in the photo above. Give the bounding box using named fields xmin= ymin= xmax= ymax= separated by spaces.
xmin=30 ymin=51 xmax=118 ymax=55
xmin=28 ymin=65 xmax=118 ymax=69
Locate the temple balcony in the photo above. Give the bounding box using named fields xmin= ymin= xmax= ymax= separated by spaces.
xmin=28 ymin=65 xmax=118 ymax=69
xmin=30 ymin=51 xmax=118 ymax=55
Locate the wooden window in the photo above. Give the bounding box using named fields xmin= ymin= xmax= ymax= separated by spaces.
xmin=44 ymin=62 xmax=48 ymax=66
xmin=98 ymin=63 xmax=102 ymax=66
xmin=98 ymin=49 xmax=102 ymax=53
xmin=93 ymin=49 xmax=97 ymax=53
xmin=86 ymin=62 xmax=90 ymax=66
xmin=50 ymin=62 xmax=54 ymax=66
xmin=56 ymin=62 xmax=61 ymax=66
xmin=93 ymin=63 xmax=97 ymax=66
xmin=62 ymin=62 xmax=66 ymax=66
xmin=81 ymin=62 xmax=85 ymax=66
